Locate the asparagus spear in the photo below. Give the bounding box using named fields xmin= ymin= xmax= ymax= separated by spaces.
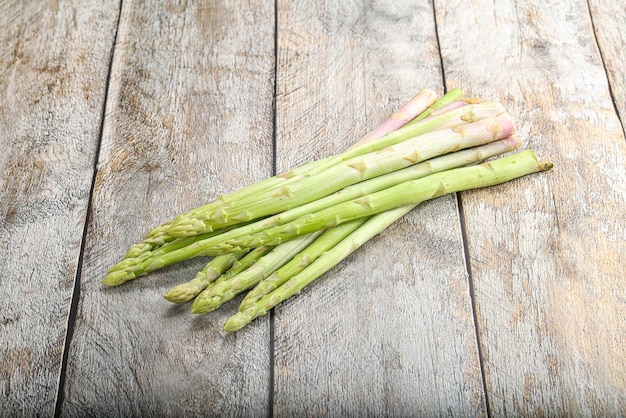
xmin=221 ymin=205 xmax=420 ymax=332
xmin=176 ymin=113 xmax=514 ymax=251
xmin=204 ymin=150 xmax=552 ymax=254
xmin=169 ymin=245 xmax=273 ymax=304
xmin=238 ymin=217 xmax=369 ymax=312
xmin=350 ymin=88 xmax=452 ymax=148
xmin=163 ymin=100 xmax=505 ymax=237
xmin=163 ymin=252 xmax=245 ymax=303
xmin=190 ymin=232 xmax=322 ymax=314
xmin=166 ymin=108 xmax=512 ymax=238
xmin=149 ymin=91 xmax=468 ymax=251
xmin=101 ymin=136 xmax=521 ymax=286
xmin=223 ymin=150 xmax=553 ymax=332
xmin=403 ymin=88 xmax=464 ymax=125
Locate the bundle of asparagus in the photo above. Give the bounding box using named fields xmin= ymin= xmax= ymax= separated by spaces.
xmin=103 ymin=88 xmax=552 ymax=332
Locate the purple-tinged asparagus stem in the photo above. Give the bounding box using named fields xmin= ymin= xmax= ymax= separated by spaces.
xmin=351 ymin=89 xmax=438 ymax=148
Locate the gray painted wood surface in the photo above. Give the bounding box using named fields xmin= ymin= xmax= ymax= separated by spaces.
xmin=60 ymin=1 xmax=275 ymax=416
xmin=436 ymin=0 xmax=626 ymax=414
xmin=1 ymin=0 xmax=624 ymax=416
xmin=0 ymin=1 xmax=119 ymax=415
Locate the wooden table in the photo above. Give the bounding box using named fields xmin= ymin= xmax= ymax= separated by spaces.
xmin=2 ymin=0 xmax=625 ymax=416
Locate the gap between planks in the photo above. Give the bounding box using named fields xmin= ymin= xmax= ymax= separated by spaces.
xmin=430 ymin=0 xmax=492 ymax=414
xmin=53 ymin=1 xmax=125 ymax=416
xmin=585 ymin=0 xmax=626 ymax=139
xmin=268 ymin=0 xmax=279 ymax=417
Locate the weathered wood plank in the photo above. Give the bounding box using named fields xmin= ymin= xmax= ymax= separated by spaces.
xmin=0 ymin=1 xmax=119 ymax=415
xmin=435 ymin=0 xmax=626 ymax=414
xmin=60 ymin=1 xmax=275 ymax=415
xmin=589 ymin=0 xmax=626 ymax=126
xmin=272 ymin=0 xmax=486 ymax=415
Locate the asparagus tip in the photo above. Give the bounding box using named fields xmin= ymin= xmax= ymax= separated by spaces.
xmin=190 ymin=298 xmax=215 ymax=314
xmin=163 ymin=286 xmax=194 ymax=304
xmin=223 ymin=312 xmax=250 ymax=332
xmin=101 ymin=270 xmax=132 ymax=286
xmin=189 ymin=303 xmax=203 ymax=315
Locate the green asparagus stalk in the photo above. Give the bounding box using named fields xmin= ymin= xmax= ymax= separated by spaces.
xmin=163 ymin=252 xmax=245 ymax=303
xmin=223 ymin=150 xmax=553 ymax=332
xmin=150 ymin=92 xmax=464 ymax=254
xmin=190 ymin=232 xmax=322 ymax=314
xmin=101 ymin=136 xmax=521 ymax=285
xmin=222 ymin=205 xmax=417 ymax=332
xmin=206 ymin=150 xmax=552 ymax=254
xmin=238 ymin=217 xmax=369 ymax=312
xmin=166 ymin=108 xmax=512 ymax=238
xmin=136 ymin=149 xmax=549 ymax=273
xmin=175 ymin=115 xmax=515 ymax=255
xmin=173 ymin=245 xmax=273 ymax=304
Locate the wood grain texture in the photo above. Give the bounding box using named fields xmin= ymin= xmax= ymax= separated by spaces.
xmin=60 ymin=0 xmax=275 ymax=415
xmin=2 ymin=0 xmax=624 ymax=415
xmin=589 ymin=0 xmax=626 ymax=125
xmin=435 ymin=0 xmax=626 ymax=414
xmin=272 ymin=0 xmax=486 ymax=415
xmin=0 ymin=0 xmax=118 ymax=415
